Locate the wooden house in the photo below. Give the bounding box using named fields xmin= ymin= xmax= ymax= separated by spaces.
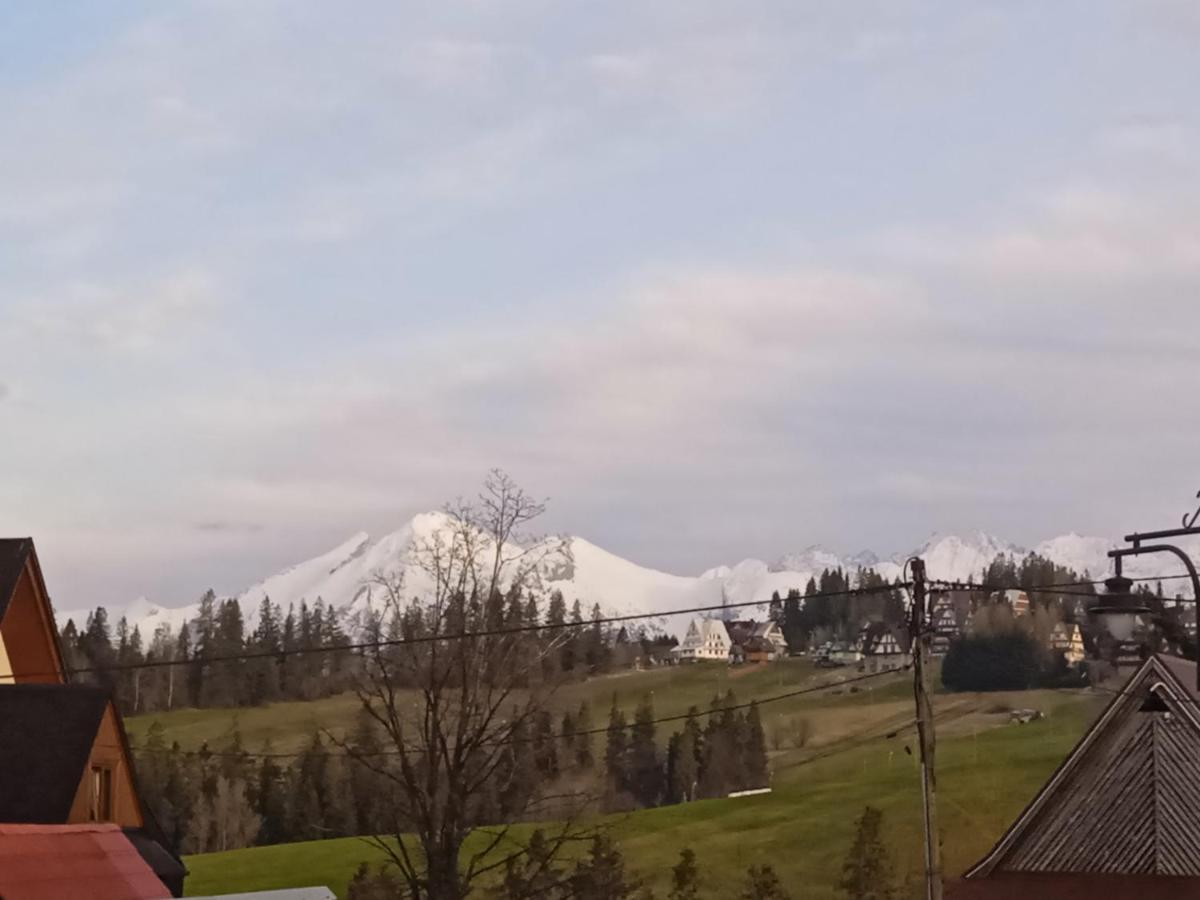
xmin=725 ymin=619 xmax=788 ymax=663
xmin=0 ymin=538 xmax=186 ymax=896
xmin=0 ymin=538 xmax=70 ymax=684
xmin=1050 ymin=622 xmax=1086 ymax=666
xmin=858 ymin=623 xmax=911 ymax=674
xmin=950 ymin=654 xmax=1200 ymax=898
xmin=931 ymin=590 xmax=972 ymax=657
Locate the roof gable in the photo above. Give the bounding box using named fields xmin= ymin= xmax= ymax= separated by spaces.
xmin=967 ymin=655 xmax=1200 ymax=878
xmin=0 ymin=537 xmax=68 ymax=682
xmin=0 ymin=684 xmax=110 ymax=822
xmin=0 ymin=539 xmax=33 ymax=622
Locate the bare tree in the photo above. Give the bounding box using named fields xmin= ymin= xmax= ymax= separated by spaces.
xmin=339 ymin=471 xmax=596 ymax=900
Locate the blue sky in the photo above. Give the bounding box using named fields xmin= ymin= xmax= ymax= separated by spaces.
xmin=2 ymin=1 xmax=1200 ymax=608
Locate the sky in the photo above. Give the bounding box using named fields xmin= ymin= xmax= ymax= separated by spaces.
xmin=3 ymin=1 xmax=1200 ymax=610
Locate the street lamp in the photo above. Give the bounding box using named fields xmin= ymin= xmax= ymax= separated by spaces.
xmin=1090 ymin=491 xmax=1200 ymax=690
xmin=1089 ymin=574 xmax=1150 ymax=643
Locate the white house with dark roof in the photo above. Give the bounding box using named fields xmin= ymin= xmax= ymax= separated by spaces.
xmin=672 ymin=618 xmax=732 ymax=662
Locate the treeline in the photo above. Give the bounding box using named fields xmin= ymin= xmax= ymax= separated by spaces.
xmin=63 ymin=589 xmax=676 ymax=717
xmin=602 ymin=691 xmax=768 ymax=811
xmin=940 ymin=552 xmax=1133 ymax=692
xmin=769 ymin=568 xmax=907 ymax=653
xmin=349 ymin=839 xmax=793 ymax=900
xmin=134 ymin=689 xmax=768 ymax=855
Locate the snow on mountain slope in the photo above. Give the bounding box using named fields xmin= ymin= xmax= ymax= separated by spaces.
xmin=60 ymin=517 xmax=1196 ymax=638
xmin=908 ymin=531 xmax=1022 ymax=584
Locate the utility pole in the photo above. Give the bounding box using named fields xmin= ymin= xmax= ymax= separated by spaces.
xmin=909 ymin=557 xmax=942 ymax=900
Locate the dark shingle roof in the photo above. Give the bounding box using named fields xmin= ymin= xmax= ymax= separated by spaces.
xmin=966 ymin=655 xmax=1200 ymax=878
xmin=0 ymin=538 xmax=33 ymax=621
xmin=0 ymin=684 xmax=109 ymax=823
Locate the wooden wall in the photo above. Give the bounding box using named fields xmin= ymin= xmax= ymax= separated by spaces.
xmin=66 ymin=702 xmax=145 ymax=829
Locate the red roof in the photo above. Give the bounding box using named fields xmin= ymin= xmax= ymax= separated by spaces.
xmin=0 ymin=823 xmax=170 ymax=900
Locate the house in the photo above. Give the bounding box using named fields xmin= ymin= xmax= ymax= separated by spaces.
xmin=950 ymin=654 xmax=1200 ymax=898
xmin=672 ymin=618 xmax=732 ymax=662
xmin=996 ymin=588 xmax=1030 ymax=616
xmin=931 ymin=591 xmax=971 ymax=657
xmin=0 ymin=823 xmax=172 ymax=899
xmin=0 ymin=538 xmax=70 ymax=684
xmin=725 ymin=619 xmax=788 ymax=662
xmin=858 ymin=623 xmax=911 ymax=673
xmin=815 ymin=640 xmax=862 ymax=667
xmin=0 ymin=538 xmax=186 ymax=896
xmin=1050 ymin=622 xmax=1086 ymax=665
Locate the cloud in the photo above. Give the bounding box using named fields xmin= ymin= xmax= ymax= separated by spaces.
xmin=1100 ymin=117 xmax=1192 ymax=163
xmin=6 ymin=268 xmax=222 ymax=354
xmin=192 ymin=521 xmax=264 ymax=534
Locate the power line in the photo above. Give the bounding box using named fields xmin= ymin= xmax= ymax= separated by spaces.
xmin=42 ymin=581 xmax=910 ymax=683
xmin=932 ymin=572 xmax=1195 ymax=598
xmin=132 ymin=665 xmax=912 ymax=760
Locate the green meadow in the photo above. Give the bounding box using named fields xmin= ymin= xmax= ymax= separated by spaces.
xmin=123 ymin=663 xmax=1105 ymax=898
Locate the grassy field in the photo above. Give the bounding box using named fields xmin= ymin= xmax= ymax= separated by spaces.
xmin=160 ymin=665 xmax=1109 ymax=899
xmin=126 ymin=659 xmax=917 ymax=755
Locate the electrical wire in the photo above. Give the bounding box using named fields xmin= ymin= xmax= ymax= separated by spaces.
xmin=132 ymin=664 xmax=912 ymax=760
xmin=36 ymin=581 xmax=911 ymax=682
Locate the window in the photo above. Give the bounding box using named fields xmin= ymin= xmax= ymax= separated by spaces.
xmin=89 ymin=766 xmax=113 ymax=821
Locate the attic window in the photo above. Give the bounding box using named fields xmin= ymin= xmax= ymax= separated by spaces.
xmin=1140 ymin=683 xmax=1172 ymax=714
xmin=89 ymin=766 xmax=113 ymax=821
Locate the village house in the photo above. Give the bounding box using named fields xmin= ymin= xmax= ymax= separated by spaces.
xmin=672 ymin=617 xmax=733 ymax=662
xmin=726 ymin=619 xmax=789 ymax=663
xmin=950 ymin=653 xmax=1200 ymax=898
xmin=997 ymin=588 xmax=1031 ymax=616
xmin=931 ymin=590 xmax=972 ymax=657
xmin=815 ymin=640 xmax=863 ymax=667
xmin=0 ymin=538 xmax=186 ymax=897
xmin=858 ymin=623 xmax=911 ymax=674
xmin=1050 ymin=621 xmax=1086 ymax=665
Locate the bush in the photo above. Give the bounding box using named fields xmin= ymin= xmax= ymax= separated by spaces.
xmin=941 ymin=632 xmax=1044 ymax=692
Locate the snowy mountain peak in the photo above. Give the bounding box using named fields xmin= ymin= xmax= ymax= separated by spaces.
xmin=770 ymin=545 xmax=843 ymax=575
xmin=58 ymin=516 xmax=1194 ymax=639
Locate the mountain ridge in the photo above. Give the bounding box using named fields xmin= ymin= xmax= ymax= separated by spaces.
xmin=58 ymin=514 xmax=1197 ymax=638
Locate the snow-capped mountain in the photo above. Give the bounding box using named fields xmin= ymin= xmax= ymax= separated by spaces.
xmin=57 ymin=516 xmax=1195 ymax=638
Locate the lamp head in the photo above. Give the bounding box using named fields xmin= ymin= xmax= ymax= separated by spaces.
xmin=1089 ymin=574 xmax=1151 ymax=642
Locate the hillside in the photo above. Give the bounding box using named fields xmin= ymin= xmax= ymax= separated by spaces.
xmin=125 ymin=659 xmax=904 ymax=754
xmin=179 ymin=684 xmax=1108 ymax=898
xmin=61 ymin=516 xmax=1196 ymax=640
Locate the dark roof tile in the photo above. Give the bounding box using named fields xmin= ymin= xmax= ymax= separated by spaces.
xmin=0 ymin=684 xmax=109 ymax=822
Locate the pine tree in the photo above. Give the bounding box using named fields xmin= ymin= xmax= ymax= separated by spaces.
xmin=837 ymin=806 xmax=898 ymax=900
xmin=744 ymin=701 xmax=769 ymax=789
xmin=665 ymin=724 xmax=697 ymax=804
xmin=533 ymin=709 xmax=560 ymax=779
xmin=255 ymin=745 xmax=288 ymax=845
xmin=547 ymin=591 xmax=568 ymax=676
xmin=569 ymin=835 xmax=641 ymax=900
xmin=81 ymin=607 xmax=117 ymax=689
xmin=628 ymin=695 xmax=662 ymax=807
xmin=699 ymin=692 xmax=738 ymax=798
xmin=605 ymin=698 xmax=629 ymax=796
xmin=249 ymin=597 xmax=282 ymax=705
xmin=741 ymin=864 xmax=790 ymax=900
xmin=575 ymin=701 xmax=595 ymax=769
xmin=669 ymin=847 xmax=700 ymax=900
